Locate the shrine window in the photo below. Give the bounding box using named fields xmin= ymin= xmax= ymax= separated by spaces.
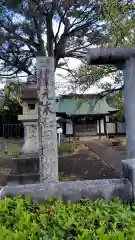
xmin=28 ymin=104 xmax=35 ymax=110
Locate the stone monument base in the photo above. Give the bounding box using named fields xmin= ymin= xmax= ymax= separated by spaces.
xmin=0 ymin=179 xmax=132 ymax=203
xmin=7 ymin=153 xmax=39 ymax=185
xmin=1 ymin=159 xmax=135 ymax=202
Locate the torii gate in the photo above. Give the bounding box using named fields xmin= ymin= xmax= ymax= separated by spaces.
xmin=87 ymin=47 xmax=135 ymax=159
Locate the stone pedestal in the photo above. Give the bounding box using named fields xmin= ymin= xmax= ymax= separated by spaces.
xmin=18 ymin=114 xmax=39 ymax=154
xmin=22 ymin=122 xmax=38 ymax=154
xmin=11 ymin=112 xmax=39 ymax=184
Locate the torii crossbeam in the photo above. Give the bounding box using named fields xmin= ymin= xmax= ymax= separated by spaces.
xmin=87 ymin=47 xmax=135 ymax=159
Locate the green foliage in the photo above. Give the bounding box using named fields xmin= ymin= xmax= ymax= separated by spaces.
xmin=1 ymin=196 xmax=135 ymax=239
xmin=107 ymin=90 xmax=124 ymax=121
xmin=0 ymin=81 xmax=22 ymax=115
xmin=0 ymin=196 xmax=42 ymax=240
xmin=102 ymin=0 xmax=135 ymax=48
xmin=76 ymin=64 xmax=118 ymax=92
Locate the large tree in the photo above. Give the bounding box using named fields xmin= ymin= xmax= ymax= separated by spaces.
xmin=0 ymin=0 xmax=108 ymax=77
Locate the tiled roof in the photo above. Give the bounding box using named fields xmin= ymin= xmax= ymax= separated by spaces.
xmin=56 ymin=96 xmax=118 ymax=115
xmin=20 ymin=85 xmax=118 ymax=115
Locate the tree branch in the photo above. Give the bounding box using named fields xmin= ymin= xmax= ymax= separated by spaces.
xmin=54 ymin=9 xmax=68 ymax=44
xmin=54 ymin=9 xmax=71 ymax=65
xmin=0 ymin=70 xmax=19 ymax=77
xmin=46 ymin=10 xmax=54 ymax=56
xmin=32 ymin=16 xmax=45 ymax=56
xmin=1 ymin=15 xmax=39 ymax=50
xmin=63 ymin=20 xmax=97 ymax=38
xmin=54 ymin=16 xmax=97 ymax=64
xmin=68 ymin=6 xmax=94 ymax=31
xmin=64 ymin=51 xmax=85 ymax=59
xmin=0 ymin=55 xmax=32 ymax=76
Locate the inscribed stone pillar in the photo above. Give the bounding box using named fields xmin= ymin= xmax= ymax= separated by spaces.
xmin=36 ymin=57 xmax=58 ymax=182
xmin=123 ymin=57 xmax=135 ymax=159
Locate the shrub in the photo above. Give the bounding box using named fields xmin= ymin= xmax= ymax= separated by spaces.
xmin=0 ymin=196 xmax=135 ymax=239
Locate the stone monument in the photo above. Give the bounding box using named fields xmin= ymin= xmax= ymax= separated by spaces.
xmin=18 ymin=57 xmax=58 ymax=182
xmin=36 ymin=57 xmax=58 ymax=182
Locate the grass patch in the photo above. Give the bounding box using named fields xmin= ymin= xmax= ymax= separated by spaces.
xmin=58 ymin=142 xmax=76 ymax=156
xmin=7 ymin=144 xmax=21 ymax=154
xmin=0 ymin=196 xmax=135 ymax=239
xmin=59 ymin=173 xmax=80 ymax=181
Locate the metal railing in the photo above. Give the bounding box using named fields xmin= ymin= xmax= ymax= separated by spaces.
xmin=2 ymin=124 xmax=24 ymax=138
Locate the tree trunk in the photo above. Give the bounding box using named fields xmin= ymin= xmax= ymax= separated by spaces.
xmin=36 ymin=57 xmax=58 ymax=182
xmin=124 ymin=57 xmax=135 ymax=159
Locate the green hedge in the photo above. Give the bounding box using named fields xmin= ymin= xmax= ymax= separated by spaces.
xmin=0 ymin=196 xmax=135 ymax=239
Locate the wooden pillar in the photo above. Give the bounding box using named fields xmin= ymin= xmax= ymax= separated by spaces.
xmin=72 ymin=116 xmax=75 ymax=137
xmin=36 ymin=57 xmax=58 ymax=182
xmin=104 ymin=116 xmax=107 ymax=137
xmin=98 ymin=118 xmax=101 ymax=139
xmin=115 ymin=122 xmax=118 ymax=135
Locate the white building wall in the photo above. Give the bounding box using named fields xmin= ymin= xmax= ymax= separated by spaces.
xmin=100 ymin=119 xmax=105 ymax=134
xmin=97 ymin=120 xmax=99 ymax=134
xmin=106 ymin=122 xmax=116 ymax=134
xmin=66 ymin=121 xmax=73 ymax=135
xmin=105 ymin=115 xmax=109 ymax=122
xmin=97 ymin=118 xmax=105 ymax=134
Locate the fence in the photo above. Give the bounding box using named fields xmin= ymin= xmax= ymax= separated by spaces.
xmin=2 ymin=124 xmax=24 ymax=138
